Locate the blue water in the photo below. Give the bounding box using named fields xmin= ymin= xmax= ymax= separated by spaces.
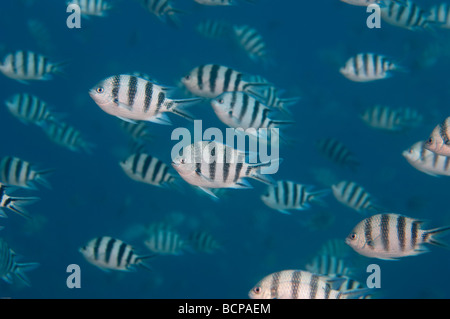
xmin=0 ymin=0 xmax=449 ymax=299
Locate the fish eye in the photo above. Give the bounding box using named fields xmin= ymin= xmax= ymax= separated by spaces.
xmin=349 ymin=233 xmax=357 ymax=240
xmin=253 ymin=287 xmax=262 ymax=294
xmin=218 ymin=99 xmax=224 ymax=104
xmin=96 ymin=87 xmax=104 ymax=94
xmin=184 ymin=75 xmax=190 ymax=80
xmin=426 ymin=137 xmax=433 ymax=145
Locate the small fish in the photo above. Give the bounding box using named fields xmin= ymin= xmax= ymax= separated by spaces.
xmin=0 ymin=156 xmax=52 ymax=189
xmin=316 ymin=138 xmax=360 ymax=170
xmin=340 ymin=53 xmax=401 ymax=82
xmin=5 ymin=93 xmax=57 ymax=127
xmin=380 ymin=0 xmax=431 ymax=31
xmin=80 ymin=236 xmax=152 ymax=272
xmin=67 ymin=0 xmax=112 ymax=17
xmin=90 ymin=74 xmax=201 ymax=125
xmin=181 ymin=64 xmax=269 ymax=98
xmin=172 ymin=140 xmax=278 ymax=197
xmin=232 ymin=25 xmax=269 ymax=63
xmin=261 ymin=180 xmax=329 ymax=214
xmin=424 ymin=117 xmax=450 ymax=156
xmin=0 ymin=183 xmax=39 ymax=219
xmin=41 ymin=121 xmax=94 ymax=154
xmin=138 ymin=0 xmax=183 ymax=26
xmin=0 ymin=50 xmax=64 ymax=83
xmin=187 ymin=231 xmax=222 ymax=254
xmin=403 ymin=141 xmax=450 ymax=177
xmin=360 ymin=105 xmax=405 ymax=131
xmin=196 ymin=19 xmax=232 ymax=39
xmin=346 ymin=213 xmax=450 ymax=260
xmin=249 ymin=269 xmax=370 ymax=299
xmin=332 ymin=180 xmax=379 ymax=214
xmin=210 ymin=91 xmax=294 ymax=133
xmin=120 ymin=152 xmax=179 ymax=189
xmin=429 ymin=3 xmax=450 ymax=29
xmin=0 ymin=238 xmax=39 ymax=286
xmin=305 ymin=254 xmax=353 ymax=277
xmin=144 ymin=222 xmax=186 ymax=255
xmin=119 ymin=121 xmax=154 ymax=143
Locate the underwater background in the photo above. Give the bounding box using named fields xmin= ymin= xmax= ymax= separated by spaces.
xmin=0 ymin=0 xmax=449 ymax=299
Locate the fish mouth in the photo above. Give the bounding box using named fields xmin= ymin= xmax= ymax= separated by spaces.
xmin=171 ymin=162 xmax=179 ymax=168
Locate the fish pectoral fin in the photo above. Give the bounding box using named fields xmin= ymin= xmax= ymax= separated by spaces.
xmin=117 ymin=116 xmax=137 ymax=124
xmin=232 ymin=179 xmax=253 ymax=189
xmin=117 ymin=102 xmax=133 ymax=111
xmin=195 ymin=169 xmax=215 ymax=183
xmin=198 ymin=187 xmax=220 ymax=200
xmin=147 ymin=113 xmax=172 ymax=125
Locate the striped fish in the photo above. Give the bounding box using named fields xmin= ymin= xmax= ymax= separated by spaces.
xmin=42 ymin=121 xmax=94 ymax=154
xmin=380 ymin=0 xmax=431 ymax=31
xmin=172 ymin=140 xmax=278 ymax=198
xmin=90 ymin=74 xmax=201 ymax=125
xmin=0 ymin=50 xmax=64 ymax=83
xmin=67 ymin=0 xmax=112 ymax=17
xmin=120 ymin=152 xmax=178 ymax=189
xmin=0 ymin=183 xmax=39 ymax=219
xmin=5 ymin=93 xmax=57 ymax=127
xmin=261 ymin=180 xmax=329 ymax=214
xmin=360 ymin=105 xmax=405 ymax=131
xmin=0 ymin=156 xmax=52 ymax=189
xmin=332 ymin=180 xmax=379 ymax=214
xmin=79 ymin=236 xmax=152 ymax=272
xmin=0 ymin=238 xmax=39 ymax=286
xmin=196 ymin=19 xmax=232 ymax=39
xmin=188 ymin=230 xmax=222 ymax=254
xmin=119 ymin=121 xmax=154 ymax=143
xmin=403 ymin=141 xmax=450 ymax=177
xmin=232 ymin=25 xmax=269 ymax=63
xmin=346 ymin=213 xmax=450 ymax=260
xmin=247 ymin=86 xmax=300 ymax=114
xmin=305 ymin=254 xmax=353 ymax=277
xmin=340 ymin=53 xmax=400 ymax=82
xmin=181 ymin=64 xmax=270 ymax=98
xmin=210 ymin=91 xmax=294 ymax=133
xmin=249 ymin=269 xmax=370 ymax=299
xmin=138 ymin=0 xmax=183 ymax=26
xmin=424 ymin=117 xmax=450 ymax=156
xmin=429 ymin=3 xmax=450 ymax=29
xmin=316 ymin=138 xmax=360 ymax=170
xmin=144 ymin=222 xmax=186 ymax=255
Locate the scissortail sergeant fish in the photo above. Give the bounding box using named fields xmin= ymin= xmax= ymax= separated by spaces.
xmin=181 ymin=64 xmax=270 ymax=98
xmin=0 ymin=156 xmax=53 ymax=190
xmin=332 ymin=180 xmax=379 ymax=214
xmin=67 ymin=0 xmax=112 ymax=17
xmin=120 ymin=152 xmax=179 ymax=189
xmin=424 ymin=117 xmax=450 ymax=156
xmin=340 ymin=53 xmax=401 ymax=82
xmin=249 ymin=269 xmax=370 ymax=299
xmin=172 ymin=140 xmax=279 ymax=198
xmin=5 ymin=93 xmax=57 ymax=127
xmin=316 ymin=138 xmax=360 ymax=170
xmin=305 ymin=254 xmax=353 ymax=277
xmin=232 ymin=25 xmax=269 ymax=63
xmin=90 ymin=74 xmax=202 ymax=125
xmin=403 ymin=141 xmax=450 ymax=177
xmin=144 ymin=222 xmax=186 ymax=255
xmin=346 ymin=213 xmax=450 ymax=260
xmin=380 ymin=0 xmax=432 ymax=31
xmin=0 ymin=238 xmax=39 ymax=286
xmin=138 ymin=0 xmax=183 ymax=26
xmin=79 ymin=236 xmax=153 ymax=272
xmin=187 ymin=230 xmax=222 ymax=254
xmin=0 ymin=50 xmax=65 ymax=83
xmin=429 ymin=3 xmax=450 ymax=29
xmin=261 ymin=180 xmax=329 ymax=214
xmin=42 ymin=121 xmax=95 ymax=154
xmin=0 ymin=183 xmax=39 ymax=219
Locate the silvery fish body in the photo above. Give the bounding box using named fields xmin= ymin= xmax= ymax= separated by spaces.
xmin=0 ymin=156 xmax=52 ymax=189
xmin=429 ymin=3 xmax=450 ymax=29
xmin=42 ymin=121 xmax=94 ymax=154
xmin=233 ymin=25 xmax=268 ymax=63
xmin=144 ymin=222 xmax=186 ymax=255
xmin=340 ymin=53 xmax=399 ymax=82
xmin=424 ymin=117 xmax=450 ymax=156
xmin=380 ymin=0 xmax=431 ymax=31
xmin=403 ymin=141 xmax=450 ymax=177
xmin=346 ymin=213 xmax=450 ymax=260
xmin=332 ymin=180 xmax=378 ymax=214
xmin=5 ymin=93 xmax=56 ymax=126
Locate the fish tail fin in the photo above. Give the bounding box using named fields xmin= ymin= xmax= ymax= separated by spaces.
xmin=169 ymin=98 xmax=203 ymax=121
xmin=165 ymin=8 xmax=186 ymax=29
xmin=338 ymin=288 xmax=374 ymax=300
xmin=136 ymin=254 xmax=157 ymax=271
xmin=6 ymin=196 xmax=40 ymax=219
xmin=307 ymin=188 xmax=330 ymax=207
xmin=276 ymin=97 xmax=300 ymax=115
xmin=35 ymin=169 xmax=54 ymax=189
xmin=14 ymin=262 xmax=39 ymax=286
xmin=248 ymin=158 xmax=283 ymax=185
xmin=424 ymin=226 xmax=450 ymax=248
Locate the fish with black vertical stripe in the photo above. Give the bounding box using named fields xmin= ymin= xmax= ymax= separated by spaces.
xmin=67 ymin=0 xmax=112 ymax=17
xmin=187 ymin=230 xmax=222 ymax=254
xmin=340 ymin=53 xmax=402 ymax=82
xmin=120 ymin=152 xmax=180 ymax=189
xmin=137 ymin=0 xmax=184 ymax=27
xmin=232 ymin=25 xmax=269 ymax=64
xmin=0 ymin=50 xmax=65 ymax=83
xmin=429 ymin=3 xmax=450 ymax=29
xmin=346 ymin=213 xmax=450 ymax=260
xmin=181 ymin=64 xmax=270 ymax=98
xmin=403 ymin=141 xmax=450 ymax=177
xmin=5 ymin=93 xmax=58 ymax=127
xmin=332 ymin=180 xmax=380 ymax=214
xmin=172 ymin=140 xmax=280 ymax=198
xmin=424 ymin=117 xmax=450 ymax=156
xmin=79 ymin=236 xmax=153 ymax=272
xmin=90 ymin=74 xmax=202 ymax=125
xmin=249 ymin=269 xmax=370 ymax=299
xmin=316 ymin=138 xmax=360 ymax=170
xmin=144 ymin=222 xmax=186 ymax=255
xmin=0 ymin=156 xmax=53 ymax=189
xmin=381 ymin=0 xmax=432 ymax=31
xmin=41 ymin=121 xmax=95 ymax=154
xmin=261 ymin=180 xmax=329 ymax=214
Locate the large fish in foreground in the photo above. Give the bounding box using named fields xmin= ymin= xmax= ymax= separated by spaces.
xmin=424 ymin=117 xmax=450 ymax=156
xmin=402 ymin=141 xmax=450 ymax=177
xmin=90 ymin=74 xmax=201 ymax=125
xmin=346 ymin=213 xmax=450 ymax=260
